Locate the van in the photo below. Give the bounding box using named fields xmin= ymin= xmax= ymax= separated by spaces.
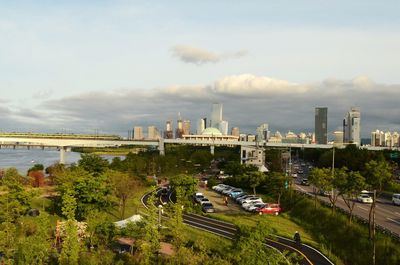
xmin=392 ymin=194 xmax=400 ymax=206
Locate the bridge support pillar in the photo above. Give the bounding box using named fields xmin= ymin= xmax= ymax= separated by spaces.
xmin=59 ymin=147 xmax=66 ymax=165
xmin=158 ymin=138 xmax=165 ymax=156
xmin=210 ymin=145 xmax=215 ymax=155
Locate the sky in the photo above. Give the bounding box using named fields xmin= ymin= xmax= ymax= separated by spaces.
xmin=1 ymin=0 xmax=400 ymax=138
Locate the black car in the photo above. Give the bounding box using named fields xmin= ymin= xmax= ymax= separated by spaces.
xmin=300 ymin=178 xmax=309 ymax=186
xmin=202 ymin=202 xmax=215 ymax=213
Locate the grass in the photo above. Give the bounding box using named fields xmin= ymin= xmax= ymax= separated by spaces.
xmin=206 ymin=212 xmax=317 ymax=246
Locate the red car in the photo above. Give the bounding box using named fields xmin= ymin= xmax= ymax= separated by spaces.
xmin=256 ymin=203 xmax=282 ymax=215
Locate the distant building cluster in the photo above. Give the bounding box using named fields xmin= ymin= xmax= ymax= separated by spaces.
xmin=130 ymin=103 xmax=397 ymax=147
xmin=371 ymin=130 xmax=400 ymax=147
xmin=132 ymin=103 xmax=239 ymax=141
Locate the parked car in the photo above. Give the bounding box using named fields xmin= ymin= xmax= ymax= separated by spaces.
xmin=318 ymin=189 xmax=331 ymax=196
xmin=357 ymin=193 xmax=373 ymax=203
xmin=300 ymin=178 xmax=309 ymax=186
xmin=234 ymin=193 xmax=249 ymax=202
xmin=227 ymin=189 xmax=243 ymax=198
xmin=241 ymin=197 xmax=263 ymax=205
xmin=221 ymin=186 xmax=237 ymax=195
xmin=237 ymin=195 xmax=256 ymax=204
xmin=231 ymin=191 xmax=246 ymax=199
xmin=202 ymin=202 xmax=215 ymax=213
xmin=393 ymin=193 xmax=400 ymax=206
xmin=256 ymin=204 xmax=282 ymax=215
xmin=193 ymin=193 xmax=204 ymax=203
xmin=243 ymin=202 xmax=265 ymax=212
xmin=199 ymin=198 xmax=211 ymax=205
xmin=212 ymin=184 xmax=227 ymax=192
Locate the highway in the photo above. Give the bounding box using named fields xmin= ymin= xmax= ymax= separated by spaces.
xmin=295 ymin=182 xmax=400 ymax=239
xmin=141 ymin=189 xmax=334 ymax=265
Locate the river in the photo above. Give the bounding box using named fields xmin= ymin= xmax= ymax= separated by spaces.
xmin=0 ymin=148 xmax=123 ymax=175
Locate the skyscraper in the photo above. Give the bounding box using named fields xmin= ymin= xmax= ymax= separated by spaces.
xmin=315 ymin=107 xmax=328 ymax=144
xmin=147 ymin=126 xmax=160 ymax=140
xmin=219 ymin=120 xmax=229 ymax=135
xmin=164 ymin=120 xmax=173 ymax=139
xmin=211 ymin=103 xmax=222 ymax=128
xmin=343 ymin=107 xmax=361 ymax=145
xmin=256 ymin=123 xmax=269 ymax=142
xmin=197 ymin=118 xmax=206 ymax=134
xmin=175 ymin=113 xmax=183 ymax=138
xmin=182 ymin=120 xmax=191 ymax=135
xmin=231 ymin=127 xmax=240 ymax=137
xmin=133 ymin=126 xmax=143 ymax=140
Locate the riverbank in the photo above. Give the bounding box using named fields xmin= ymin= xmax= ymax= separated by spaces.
xmin=71 ymin=146 xmax=146 ymax=155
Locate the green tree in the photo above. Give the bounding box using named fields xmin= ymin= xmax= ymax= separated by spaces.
xmin=169 ymin=174 xmax=197 ymax=208
xmin=364 ymin=159 xmax=393 ymax=239
xmin=138 ymin=190 xmax=160 ymax=265
xmin=244 ymin=171 xmax=266 ymax=195
xmin=57 ymin=167 xmax=113 ymax=220
xmin=59 ymin=189 xmax=80 ymax=265
xmin=336 ymin=170 xmax=365 ymax=223
xmin=109 ymin=170 xmax=141 ymax=219
xmin=78 ymin=153 xmax=109 ymax=176
xmin=15 ymin=213 xmax=52 ymax=265
xmin=308 ymin=167 xmax=331 ymax=208
xmin=266 ymin=172 xmax=288 ymax=204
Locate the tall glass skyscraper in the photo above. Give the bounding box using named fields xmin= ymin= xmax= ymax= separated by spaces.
xmin=211 ymin=103 xmax=222 ymax=128
xmin=343 ymin=107 xmax=361 ymax=145
xmin=315 ymin=107 xmax=328 ymax=144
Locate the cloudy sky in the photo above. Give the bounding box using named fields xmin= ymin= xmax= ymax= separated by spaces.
xmin=1 ymin=0 xmax=400 ymax=138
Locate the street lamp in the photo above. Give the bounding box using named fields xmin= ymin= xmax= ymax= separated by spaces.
xmin=158 ymin=205 xmax=163 ymax=228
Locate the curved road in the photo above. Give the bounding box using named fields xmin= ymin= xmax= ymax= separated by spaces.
xmin=141 ymin=189 xmax=334 ymax=265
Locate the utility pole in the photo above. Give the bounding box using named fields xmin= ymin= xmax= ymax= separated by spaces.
xmin=372 ymin=189 xmax=376 ymax=265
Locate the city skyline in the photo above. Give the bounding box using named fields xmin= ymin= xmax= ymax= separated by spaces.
xmin=1 ymin=1 xmax=400 ymax=137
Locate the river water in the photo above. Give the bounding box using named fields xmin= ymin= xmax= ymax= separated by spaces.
xmin=0 ymin=148 xmax=123 ymax=175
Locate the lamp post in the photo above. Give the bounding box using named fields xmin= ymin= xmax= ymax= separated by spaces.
xmin=158 ymin=205 xmax=163 ymax=228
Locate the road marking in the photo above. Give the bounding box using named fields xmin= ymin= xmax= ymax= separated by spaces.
xmin=357 ymin=205 xmax=368 ymax=211
xmin=387 ymin=217 xmax=400 ymax=225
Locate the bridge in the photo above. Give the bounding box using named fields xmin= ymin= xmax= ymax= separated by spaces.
xmin=0 ymin=135 xmax=398 ymax=164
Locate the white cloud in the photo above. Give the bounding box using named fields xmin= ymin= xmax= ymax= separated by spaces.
xmin=2 ymin=74 xmax=400 ymax=137
xmin=213 ymin=74 xmax=308 ymax=95
xmin=171 ymin=45 xmax=247 ymax=65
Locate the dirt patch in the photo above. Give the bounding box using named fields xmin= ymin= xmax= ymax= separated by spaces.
xmin=197 ymin=185 xmax=243 ymax=214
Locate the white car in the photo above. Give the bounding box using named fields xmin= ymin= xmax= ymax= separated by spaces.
xmin=243 ymin=202 xmax=265 ymax=212
xmin=357 ymin=194 xmax=373 ymax=203
xmin=199 ymin=198 xmax=211 ymax=205
xmin=241 ymin=197 xmax=263 ymax=205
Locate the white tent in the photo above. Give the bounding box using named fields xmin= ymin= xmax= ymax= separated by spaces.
xmin=114 ymin=215 xmax=142 ymax=228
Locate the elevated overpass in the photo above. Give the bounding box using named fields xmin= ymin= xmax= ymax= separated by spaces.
xmin=0 ymin=135 xmax=397 ymax=164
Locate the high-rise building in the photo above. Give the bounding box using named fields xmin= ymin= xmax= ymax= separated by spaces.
xmin=256 ymin=123 xmax=269 ymax=142
xmin=197 ymin=118 xmax=206 ymax=134
xmin=333 ymin=131 xmax=344 ymax=144
xmin=147 ymin=126 xmax=160 ymax=140
xmin=164 ymin=120 xmax=173 ymax=139
xmin=133 ymin=126 xmax=143 ymax=140
xmin=211 ymin=103 xmax=223 ymax=128
xmin=175 ymin=114 xmax=184 ymax=138
xmin=315 ymin=107 xmax=328 ymax=144
xmin=182 ymin=120 xmax=191 ymax=135
xmin=343 ymin=107 xmax=361 ymax=145
xmin=219 ymin=120 xmax=229 ymax=135
xmin=231 ymin=127 xmax=240 ymax=137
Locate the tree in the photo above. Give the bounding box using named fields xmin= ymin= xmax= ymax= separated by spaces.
xmin=336 ymin=170 xmax=365 ymax=223
xmin=59 ymin=188 xmax=80 ymax=265
xmin=364 ymin=159 xmax=393 ymax=239
xmin=29 ymin=170 xmax=45 ymax=187
xmin=169 ymin=174 xmax=197 ymax=207
xmin=78 ymin=153 xmax=109 ymax=176
xmin=244 ymin=171 xmax=266 ymax=195
xmin=109 ymin=170 xmax=141 ymax=219
xmin=56 ymin=167 xmax=113 ymax=220
xmin=266 ymin=172 xmax=288 ymax=204
xmin=308 ymin=167 xmax=330 ymax=208
xmin=15 ymin=213 xmax=52 ymax=265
